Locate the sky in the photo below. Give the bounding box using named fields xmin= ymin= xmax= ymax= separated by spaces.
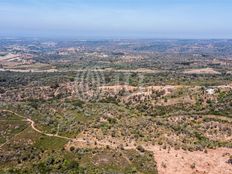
xmin=0 ymin=0 xmax=232 ymax=39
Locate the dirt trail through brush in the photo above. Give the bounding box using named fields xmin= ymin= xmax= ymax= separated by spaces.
xmin=1 ymin=110 xmax=232 ymax=174
xmin=0 ymin=110 xmax=71 ymax=141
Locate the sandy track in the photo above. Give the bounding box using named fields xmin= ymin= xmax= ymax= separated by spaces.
xmin=0 ymin=110 xmax=71 ymax=142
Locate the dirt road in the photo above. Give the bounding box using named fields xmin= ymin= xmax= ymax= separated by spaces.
xmin=1 ymin=109 xmax=232 ymax=174
xmin=0 ymin=110 xmax=71 ymax=141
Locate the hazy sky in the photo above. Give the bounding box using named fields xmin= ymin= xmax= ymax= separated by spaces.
xmin=0 ymin=0 xmax=232 ymax=39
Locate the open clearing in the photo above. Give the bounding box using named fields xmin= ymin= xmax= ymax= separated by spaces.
xmin=183 ymin=68 xmax=221 ymax=75
xmin=66 ymin=136 xmax=232 ymax=174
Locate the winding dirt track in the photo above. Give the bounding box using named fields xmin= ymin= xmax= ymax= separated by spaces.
xmin=1 ymin=110 xmax=232 ymax=174
xmin=0 ymin=110 xmax=71 ymax=141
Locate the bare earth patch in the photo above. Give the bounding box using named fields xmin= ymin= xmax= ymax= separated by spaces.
xmin=155 ymin=96 xmax=195 ymax=106
xmin=183 ymin=68 xmax=221 ymax=75
xmin=148 ymin=146 xmax=232 ymax=174
xmin=71 ymin=68 xmax=160 ymax=73
xmin=66 ymin=136 xmax=232 ymax=174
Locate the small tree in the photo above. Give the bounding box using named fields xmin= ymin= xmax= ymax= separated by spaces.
xmin=136 ymin=145 xmax=145 ymax=153
xmin=227 ymin=156 xmax=232 ymax=164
